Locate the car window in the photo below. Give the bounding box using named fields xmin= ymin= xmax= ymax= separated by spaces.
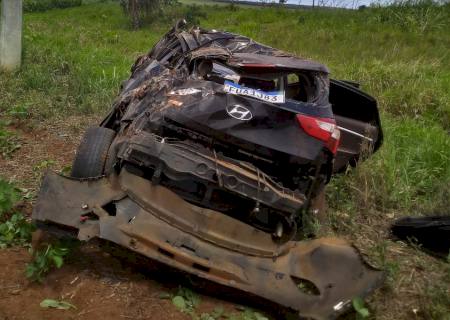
xmin=206 ymin=62 xmax=283 ymax=90
xmin=201 ymin=62 xmax=328 ymax=105
xmin=287 ymin=73 xmax=299 ymax=84
xmin=285 ymin=72 xmax=319 ymax=103
xmin=238 ymin=77 xmax=281 ymax=92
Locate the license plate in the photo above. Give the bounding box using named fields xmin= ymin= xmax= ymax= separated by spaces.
xmin=223 ymin=81 xmax=285 ymax=104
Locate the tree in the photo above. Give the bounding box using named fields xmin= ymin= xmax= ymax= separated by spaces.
xmin=120 ymin=0 xmax=173 ymax=29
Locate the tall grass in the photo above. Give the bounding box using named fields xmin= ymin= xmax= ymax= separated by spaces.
xmin=329 ymin=117 xmax=450 ymax=214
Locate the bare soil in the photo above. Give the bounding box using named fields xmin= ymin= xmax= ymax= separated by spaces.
xmin=0 ymin=243 xmax=239 ymax=320
xmin=0 ymin=116 xmax=100 ymax=191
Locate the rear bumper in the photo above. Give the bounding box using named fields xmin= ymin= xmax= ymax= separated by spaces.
xmin=116 ymin=130 xmax=305 ymax=216
xmin=32 ymin=170 xmax=383 ymax=320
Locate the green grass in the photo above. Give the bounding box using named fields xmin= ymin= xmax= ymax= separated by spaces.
xmin=1 ymin=3 xmax=164 ymax=118
xmin=0 ymin=1 xmax=449 ymax=318
xmin=329 ymin=117 xmax=450 ymax=214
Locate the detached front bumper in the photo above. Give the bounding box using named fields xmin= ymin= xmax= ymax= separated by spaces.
xmin=32 ymin=169 xmax=383 ymax=320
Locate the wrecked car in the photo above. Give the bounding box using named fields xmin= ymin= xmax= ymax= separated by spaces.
xmin=33 ymin=21 xmax=383 ymax=319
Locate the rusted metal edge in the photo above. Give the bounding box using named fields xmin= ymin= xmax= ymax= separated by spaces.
xmin=32 ymin=170 xmax=384 ymax=320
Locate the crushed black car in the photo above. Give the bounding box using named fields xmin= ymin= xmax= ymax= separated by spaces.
xmin=33 ymin=21 xmax=384 ymax=320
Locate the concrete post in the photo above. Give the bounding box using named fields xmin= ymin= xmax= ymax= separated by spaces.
xmin=0 ymin=0 xmax=23 ymax=71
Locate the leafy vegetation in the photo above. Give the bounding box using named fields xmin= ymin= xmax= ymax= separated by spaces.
xmin=226 ymin=309 xmax=269 ymax=320
xmin=0 ymin=141 xmax=72 ymax=283
xmin=33 ymin=159 xmax=56 ymax=179
xmin=23 ymin=0 xmax=83 ymax=13
xmin=0 ymin=179 xmax=33 ymax=248
xmin=171 ymin=286 xmax=202 ymax=315
xmin=0 ymin=175 xmax=74 ymax=282
xmin=169 ymin=287 xmax=269 ymax=320
xmin=352 ymin=297 xmax=370 ymax=319
xmin=26 ymin=243 xmax=70 ymax=282
xmin=0 ymin=212 xmax=34 ymax=248
xmin=0 ymin=178 xmax=20 ymax=216
xmin=120 ymin=0 xmax=176 ymax=28
xmin=40 ymin=298 xmax=77 ymax=310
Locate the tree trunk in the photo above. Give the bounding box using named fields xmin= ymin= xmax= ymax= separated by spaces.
xmin=130 ymin=0 xmax=140 ymax=29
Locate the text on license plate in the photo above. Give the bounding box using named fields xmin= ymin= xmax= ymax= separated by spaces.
xmin=223 ymin=81 xmax=285 ymax=104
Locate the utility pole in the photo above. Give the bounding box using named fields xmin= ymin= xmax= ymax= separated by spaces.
xmin=0 ymin=0 xmax=23 ymax=71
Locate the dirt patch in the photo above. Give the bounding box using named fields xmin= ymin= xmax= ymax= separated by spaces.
xmin=0 ymin=244 xmax=238 ymax=320
xmin=0 ymin=115 xmax=100 ymax=192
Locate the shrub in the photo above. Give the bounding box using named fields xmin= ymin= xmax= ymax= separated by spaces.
xmin=23 ymin=0 xmax=83 ymax=13
xmin=0 ymin=213 xmax=34 ymax=248
xmin=120 ymin=0 xmax=177 ymax=29
xmin=0 ymin=178 xmax=20 ymax=219
xmin=0 ymin=179 xmax=34 ymax=248
xmin=184 ymin=4 xmax=207 ymax=25
xmin=26 ymin=243 xmax=69 ymax=282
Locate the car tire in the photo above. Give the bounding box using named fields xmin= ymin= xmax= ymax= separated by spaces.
xmin=71 ymin=127 xmax=116 ymax=178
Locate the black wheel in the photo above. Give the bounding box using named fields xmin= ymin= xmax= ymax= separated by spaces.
xmin=71 ymin=127 xmax=116 ymax=178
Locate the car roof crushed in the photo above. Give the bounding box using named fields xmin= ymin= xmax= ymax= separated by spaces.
xmin=138 ymin=20 xmax=329 ymax=74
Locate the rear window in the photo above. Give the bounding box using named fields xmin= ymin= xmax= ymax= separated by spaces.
xmin=286 ymin=73 xmax=315 ymax=103
xmin=196 ymin=61 xmax=328 ymax=105
xmin=282 ymin=72 xmax=329 ymax=105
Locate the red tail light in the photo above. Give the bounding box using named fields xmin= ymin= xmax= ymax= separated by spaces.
xmin=296 ymin=114 xmax=341 ymax=154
